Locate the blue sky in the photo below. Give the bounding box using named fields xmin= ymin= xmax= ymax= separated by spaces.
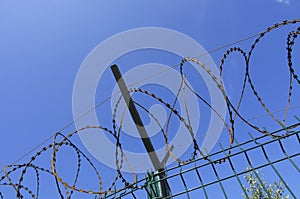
xmin=0 ymin=0 xmax=299 ymax=198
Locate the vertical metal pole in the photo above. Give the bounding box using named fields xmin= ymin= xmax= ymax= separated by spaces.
xmin=111 ymin=64 xmax=161 ymax=170
xmin=110 ymin=64 xmax=171 ymax=198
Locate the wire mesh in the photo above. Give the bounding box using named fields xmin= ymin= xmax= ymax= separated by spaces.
xmin=1 ymin=18 xmax=300 ymax=199
xmin=104 ymin=124 xmax=300 ymax=198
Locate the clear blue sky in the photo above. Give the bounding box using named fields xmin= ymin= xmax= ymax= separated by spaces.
xmin=0 ymin=0 xmax=299 ymax=198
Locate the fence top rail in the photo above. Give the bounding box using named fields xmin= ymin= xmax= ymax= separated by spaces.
xmin=105 ymin=124 xmax=300 ymax=198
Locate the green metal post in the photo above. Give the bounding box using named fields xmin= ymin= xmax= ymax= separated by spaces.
xmin=146 ymin=169 xmax=172 ymax=199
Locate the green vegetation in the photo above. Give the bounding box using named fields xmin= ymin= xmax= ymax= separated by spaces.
xmin=243 ymin=169 xmax=289 ymax=199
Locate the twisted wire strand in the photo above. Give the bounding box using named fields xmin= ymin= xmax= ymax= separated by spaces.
xmin=0 ymin=19 xmax=299 ymax=198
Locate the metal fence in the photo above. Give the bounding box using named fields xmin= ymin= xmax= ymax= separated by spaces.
xmin=105 ymin=121 xmax=300 ymax=198
xmin=1 ymin=19 xmax=300 ymax=199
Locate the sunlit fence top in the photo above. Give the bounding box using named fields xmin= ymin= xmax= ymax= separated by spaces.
xmin=104 ymin=122 xmax=300 ymax=198
xmin=1 ymin=19 xmax=300 ymax=199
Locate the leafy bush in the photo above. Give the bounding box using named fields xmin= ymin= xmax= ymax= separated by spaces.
xmin=243 ymin=169 xmax=289 ymax=199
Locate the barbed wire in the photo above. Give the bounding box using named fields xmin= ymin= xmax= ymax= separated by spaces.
xmin=0 ymin=19 xmax=299 ymax=198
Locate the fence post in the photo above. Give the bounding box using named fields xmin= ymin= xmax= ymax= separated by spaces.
xmin=111 ymin=64 xmax=171 ymax=198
